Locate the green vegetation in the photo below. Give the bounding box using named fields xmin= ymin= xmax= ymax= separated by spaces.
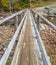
xmin=0 ymin=0 xmax=56 ymax=11
xmin=6 ymin=58 xmax=12 ymax=65
xmin=31 ymin=0 xmax=56 ymax=8
xmin=35 ymin=1 xmax=55 ymax=7
xmin=0 ymin=0 xmax=30 ymax=11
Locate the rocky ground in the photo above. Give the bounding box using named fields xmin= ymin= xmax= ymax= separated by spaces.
xmin=0 ymin=25 xmax=15 ymax=59
xmin=40 ymin=24 xmax=56 ymax=65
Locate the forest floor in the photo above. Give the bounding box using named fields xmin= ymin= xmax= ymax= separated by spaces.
xmin=0 ymin=25 xmax=15 ymax=65
xmin=40 ymin=25 xmax=56 ymax=65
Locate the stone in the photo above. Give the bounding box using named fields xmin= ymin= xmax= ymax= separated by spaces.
xmin=0 ymin=37 xmax=3 ymax=43
xmin=3 ymin=48 xmax=6 ymax=51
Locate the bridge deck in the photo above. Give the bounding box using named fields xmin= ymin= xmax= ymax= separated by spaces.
xmin=0 ymin=9 xmax=53 ymax=65
xmin=16 ymin=11 xmax=37 ymax=65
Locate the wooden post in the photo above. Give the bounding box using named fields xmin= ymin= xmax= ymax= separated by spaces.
xmin=33 ymin=13 xmax=35 ymax=20
xmin=37 ymin=15 xmax=40 ymax=31
xmin=15 ymin=15 xmax=19 ymax=41
xmin=35 ymin=14 xmax=37 ymax=23
xmin=15 ymin=15 xmax=19 ymax=30
xmin=22 ymin=11 xmax=25 ymax=17
xmin=32 ymin=12 xmax=35 ymax=20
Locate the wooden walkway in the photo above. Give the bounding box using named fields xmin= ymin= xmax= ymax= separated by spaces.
xmin=14 ymin=10 xmax=37 ymax=65
xmin=0 ymin=8 xmax=55 ymax=65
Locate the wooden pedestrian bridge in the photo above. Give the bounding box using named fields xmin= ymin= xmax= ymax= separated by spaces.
xmin=0 ymin=9 xmax=56 ymax=65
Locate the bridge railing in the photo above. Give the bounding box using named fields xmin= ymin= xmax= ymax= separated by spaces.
xmin=0 ymin=9 xmax=27 ymax=65
xmin=0 ymin=9 xmax=25 ymax=24
xmin=31 ymin=10 xmax=52 ymax=65
xmin=31 ymin=10 xmax=56 ymax=30
xmin=0 ymin=9 xmax=26 ymax=30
